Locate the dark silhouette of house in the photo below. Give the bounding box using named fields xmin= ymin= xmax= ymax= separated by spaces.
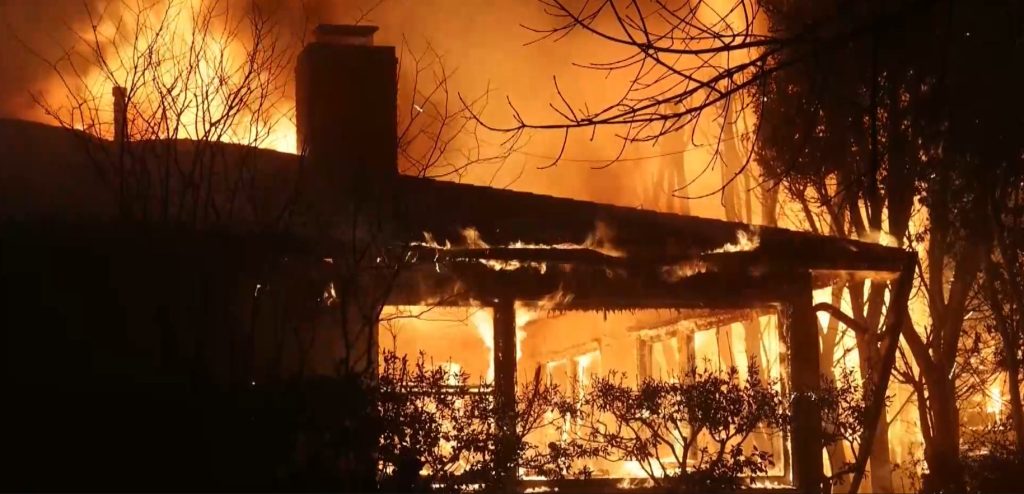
xmin=0 ymin=25 xmax=912 ymax=492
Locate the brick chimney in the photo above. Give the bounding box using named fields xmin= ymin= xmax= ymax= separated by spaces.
xmin=295 ymin=24 xmax=397 ymax=216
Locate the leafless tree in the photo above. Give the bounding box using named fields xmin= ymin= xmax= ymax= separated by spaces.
xmin=464 ymin=0 xmax=933 ymax=194
xmin=33 ymin=0 xmax=295 ymax=226
xmin=397 ymin=39 xmax=518 ymax=181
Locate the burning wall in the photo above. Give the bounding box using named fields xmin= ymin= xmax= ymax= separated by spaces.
xmin=379 ymin=303 xmax=790 ymax=481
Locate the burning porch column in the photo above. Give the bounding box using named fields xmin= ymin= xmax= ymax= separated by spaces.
xmin=786 ymin=271 xmax=825 ymax=494
xmin=492 ymin=296 xmax=518 ymax=487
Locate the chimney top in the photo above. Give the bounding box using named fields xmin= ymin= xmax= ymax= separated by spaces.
xmin=313 ymin=24 xmax=379 ymax=46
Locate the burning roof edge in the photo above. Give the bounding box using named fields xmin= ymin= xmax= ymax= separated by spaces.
xmin=392 ymin=175 xmax=909 ymax=275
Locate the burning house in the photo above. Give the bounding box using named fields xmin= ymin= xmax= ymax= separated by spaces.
xmin=294 ymin=25 xmax=915 ymax=492
xmin=0 ymin=23 xmax=915 ymax=493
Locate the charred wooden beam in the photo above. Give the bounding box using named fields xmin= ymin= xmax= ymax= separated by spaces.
xmin=492 ymin=297 xmax=518 ymax=488
xmin=786 ymin=271 xmax=825 ymax=494
xmin=408 ymin=245 xmax=628 ymax=267
xmin=637 ymin=339 xmax=652 ymax=380
xmin=386 ymin=261 xmax=807 ymax=310
xmin=626 ymin=308 xmax=772 ymax=333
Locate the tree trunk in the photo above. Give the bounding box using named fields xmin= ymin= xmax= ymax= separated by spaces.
xmin=921 ymin=372 xmax=964 ymax=494
xmin=867 ymin=412 xmax=894 ymax=493
xmin=819 ymin=286 xmax=850 ymax=492
xmin=856 ymin=339 xmax=894 ymax=494
xmin=1005 ymin=346 xmax=1024 ymax=451
xmin=852 ymin=282 xmax=895 ymax=494
xmin=821 ymin=360 xmax=851 ymax=493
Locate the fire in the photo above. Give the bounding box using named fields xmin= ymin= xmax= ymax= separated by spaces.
xmin=660 ymin=259 xmax=709 ymax=282
xmin=469 ymin=308 xmax=498 ymax=382
xmin=412 ymin=223 xmax=624 ymax=273
xmin=614 ymin=460 xmax=665 ymax=484
xmin=711 ymin=228 xmax=761 ymax=254
xmin=574 ymin=351 xmax=600 ymax=394
xmin=986 ymin=375 xmax=1005 ymax=421
xmin=472 ymin=222 xmax=625 ymax=259
xmin=454 ymin=224 xmax=625 ymax=257
xmin=62 ymin=0 xmax=296 ymax=153
xmin=749 ymin=478 xmax=791 ymax=489
xmin=468 ymin=302 xmax=537 ymax=383
xmin=660 ymin=228 xmax=760 ymax=281
xmin=441 ymin=361 xmax=463 ymax=386
xmin=523 ymin=486 xmax=556 ymax=493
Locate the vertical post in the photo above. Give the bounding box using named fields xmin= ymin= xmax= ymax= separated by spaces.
xmin=776 ymin=311 xmax=793 ymax=484
xmin=681 ymin=330 xmax=696 ymax=382
xmin=788 ymin=271 xmax=824 ymax=494
xmin=112 ymin=85 xmax=127 ymax=214
xmin=112 ymin=86 xmax=127 ymax=147
xmin=637 ymin=338 xmax=652 ymax=381
xmin=493 ymin=297 xmax=518 ymax=488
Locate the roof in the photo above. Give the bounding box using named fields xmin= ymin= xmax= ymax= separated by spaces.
xmin=0 ymin=119 xmax=910 ymax=311
xmin=393 ymin=175 xmax=907 ymax=270
xmin=384 ymin=175 xmax=910 ymax=310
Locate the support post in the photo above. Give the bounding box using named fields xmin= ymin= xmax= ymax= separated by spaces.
xmin=112 ymin=86 xmax=127 ymax=147
xmin=681 ymin=330 xmax=696 ymax=382
xmin=788 ymin=271 xmax=824 ymax=494
xmin=493 ymin=297 xmax=518 ymax=488
xmin=637 ymin=338 xmax=652 ymax=380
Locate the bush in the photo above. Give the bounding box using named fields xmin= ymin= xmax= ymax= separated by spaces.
xmin=377 ymin=355 xmax=792 ymax=493
xmin=961 ymin=422 xmax=1024 ymax=494
xmin=541 ymin=364 xmax=787 ymax=492
xmin=377 ymin=351 xmax=561 ymax=492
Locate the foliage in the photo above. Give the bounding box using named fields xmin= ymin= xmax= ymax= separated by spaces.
xmin=549 ymin=364 xmax=787 ymax=492
xmin=960 ymin=422 xmax=1024 ymax=494
xmin=818 ymin=369 xmax=872 ymax=483
xmin=753 ymin=1 xmax=1024 ymax=491
xmin=377 ymin=351 xmax=561 ymax=492
xmin=377 ymin=351 xmax=488 ymax=492
xmin=376 ymin=355 xmax=799 ymax=492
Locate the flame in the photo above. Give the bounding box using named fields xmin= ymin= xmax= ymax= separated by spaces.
xmin=469 ymin=309 xmax=496 ymax=382
xmin=65 ymin=0 xmax=296 ymax=153
xmin=660 ymin=259 xmax=710 ymax=282
xmin=441 ymin=361 xmax=463 ymax=386
xmin=616 ymin=475 xmax=654 ymax=489
xmin=711 ymin=228 xmax=761 ymax=254
xmin=468 ymin=302 xmax=538 ymax=383
xmin=986 ymin=375 xmax=1005 ymax=421
xmin=456 ymin=224 xmax=624 ymax=258
xmin=575 ymin=351 xmax=600 ymax=392
xmin=660 ymin=228 xmax=760 ymax=281
xmin=461 ymin=227 xmax=490 ymax=248
xmin=749 ymin=479 xmax=790 ymax=489
xmin=413 ymin=224 xmax=623 ymax=273
xmin=613 ymin=460 xmax=665 ymax=484
xmin=523 ymin=486 xmax=556 ymax=493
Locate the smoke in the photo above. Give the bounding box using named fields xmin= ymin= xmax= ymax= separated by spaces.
xmin=0 ymin=0 xmax=100 ymax=119
xmin=351 ymin=0 xmax=713 ymax=210
xmin=0 ymin=0 xmax=360 ymax=120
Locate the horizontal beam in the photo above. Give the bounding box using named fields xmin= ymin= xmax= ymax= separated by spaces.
xmin=387 ymin=261 xmax=812 ymax=310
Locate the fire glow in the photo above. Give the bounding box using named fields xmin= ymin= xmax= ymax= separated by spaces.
xmin=49 ymin=0 xmax=297 ymax=153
